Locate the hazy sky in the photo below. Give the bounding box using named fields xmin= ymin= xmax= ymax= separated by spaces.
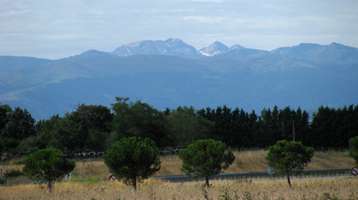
xmin=1 ymin=0 xmax=357 ymax=58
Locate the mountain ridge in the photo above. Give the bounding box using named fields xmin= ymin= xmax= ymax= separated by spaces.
xmin=0 ymin=39 xmax=358 ymax=119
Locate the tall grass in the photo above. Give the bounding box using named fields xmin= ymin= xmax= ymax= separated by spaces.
xmin=1 ymin=177 xmax=357 ymax=200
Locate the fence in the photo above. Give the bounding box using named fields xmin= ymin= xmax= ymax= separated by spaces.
xmin=156 ymin=168 xmax=353 ymax=182
xmin=63 ymin=148 xmax=184 ymax=159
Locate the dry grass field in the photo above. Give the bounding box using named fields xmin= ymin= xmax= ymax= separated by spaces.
xmin=1 ymin=150 xmax=357 ymax=200
xmin=1 ymin=150 xmax=354 ymax=182
xmin=1 ymin=177 xmax=358 ymax=200
xmin=68 ymin=150 xmax=355 ymax=179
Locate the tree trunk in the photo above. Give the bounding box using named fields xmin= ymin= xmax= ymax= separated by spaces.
xmin=205 ymin=176 xmax=210 ymax=187
xmin=132 ymin=178 xmax=137 ymax=191
xmin=286 ymin=171 xmax=292 ymax=188
xmin=47 ymin=180 xmax=53 ymax=193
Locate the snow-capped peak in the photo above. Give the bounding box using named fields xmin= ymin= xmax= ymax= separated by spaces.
xmin=200 ymin=41 xmax=229 ymax=56
xmin=112 ymin=38 xmax=199 ymax=58
xmin=230 ymin=44 xmax=245 ymax=50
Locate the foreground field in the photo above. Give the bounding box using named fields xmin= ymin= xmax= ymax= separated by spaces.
xmin=1 ymin=150 xmax=356 ymax=199
xmin=1 ymin=177 xmax=358 ymax=200
xmin=1 ymin=150 xmax=354 ymax=184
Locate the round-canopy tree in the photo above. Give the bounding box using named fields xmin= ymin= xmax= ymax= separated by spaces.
xmin=349 ymin=136 xmax=358 ymax=165
xmin=104 ymin=137 xmax=160 ymax=190
xmin=23 ymin=148 xmax=75 ymax=192
xmin=179 ymin=139 xmax=235 ymax=187
xmin=267 ymin=140 xmax=314 ymax=187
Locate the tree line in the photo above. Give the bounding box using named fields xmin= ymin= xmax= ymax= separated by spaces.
xmin=1 ymin=97 xmax=358 ymax=156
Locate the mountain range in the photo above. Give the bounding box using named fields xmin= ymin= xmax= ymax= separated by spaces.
xmin=1 ymin=38 xmax=358 ymax=119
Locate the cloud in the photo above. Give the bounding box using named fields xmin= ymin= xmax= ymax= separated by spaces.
xmin=182 ymin=16 xmax=226 ymax=24
xmin=0 ymin=0 xmax=357 ymax=58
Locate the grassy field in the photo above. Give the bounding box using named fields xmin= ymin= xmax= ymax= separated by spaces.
xmin=1 ymin=150 xmax=355 ymax=182
xmin=1 ymin=150 xmax=356 ymax=200
xmin=69 ymin=150 xmax=355 ymax=179
xmin=1 ymin=177 xmax=357 ymax=200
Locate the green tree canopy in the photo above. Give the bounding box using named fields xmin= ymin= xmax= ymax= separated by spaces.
xmin=104 ymin=137 xmax=160 ymax=190
xmin=33 ymin=104 xmax=114 ymax=153
xmin=70 ymin=104 xmax=113 ymax=132
xmin=0 ymin=104 xmax=12 ymax=130
xmin=69 ymin=104 xmax=113 ymax=151
xmin=23 ymin=148 xmax=75 ymax=192
xmin=179 ymin=139 xmax=235 ymax=187
xmin=166 ymin=107 xmax=212 ymax=146
xmin=0 ymin=107 xmax=36 ymax=153
xmin=112 ymin=97 xmax=169 ymax=147
xmin=349 ymin=136 xmax=358 ymax=165
xmin=267 ymin=140 xmax=314 ymax=187
xmin=311 ymin=105 xmax=358 ymax=148
xmin=34 ymin=115 xmax=62 ymax=150
xmin=1 ymin=107 xmax=35 ymax=140
xmin=52 ymin=117 xmax=84 ymax=153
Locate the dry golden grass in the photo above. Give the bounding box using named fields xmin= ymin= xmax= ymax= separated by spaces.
xmin=0 ymin=164 xmax=22 ymax=174
xmin=157 ymin=150 xmax=355 ymax=175
xmin=308 ymin=151 xmax=355 ymax=170
xmin=231 ymin=150 xmax=355 ymax=173
xmin=1 ymin=150 xmax=355 ymax=179
xmin=1 ymin=177 xmax=358 ymax=200
xmin=1 ymin=150 xmax=356 ymax=199
xmin=72 ymin=160 xmax=109 ymax=180
xmin=42 ymin=150 xmax=354 ymax=187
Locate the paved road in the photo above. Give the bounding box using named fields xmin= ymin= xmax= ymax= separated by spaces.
xmin=155 ymin=168 xmax=353 ymax=182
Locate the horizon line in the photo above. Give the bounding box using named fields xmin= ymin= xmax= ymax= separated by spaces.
xmin=0 ymin=39 xmax=356 ymax=60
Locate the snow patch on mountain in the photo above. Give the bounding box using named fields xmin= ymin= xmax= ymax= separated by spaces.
xmin=112 ymin=38 xmax=200 ymax=58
